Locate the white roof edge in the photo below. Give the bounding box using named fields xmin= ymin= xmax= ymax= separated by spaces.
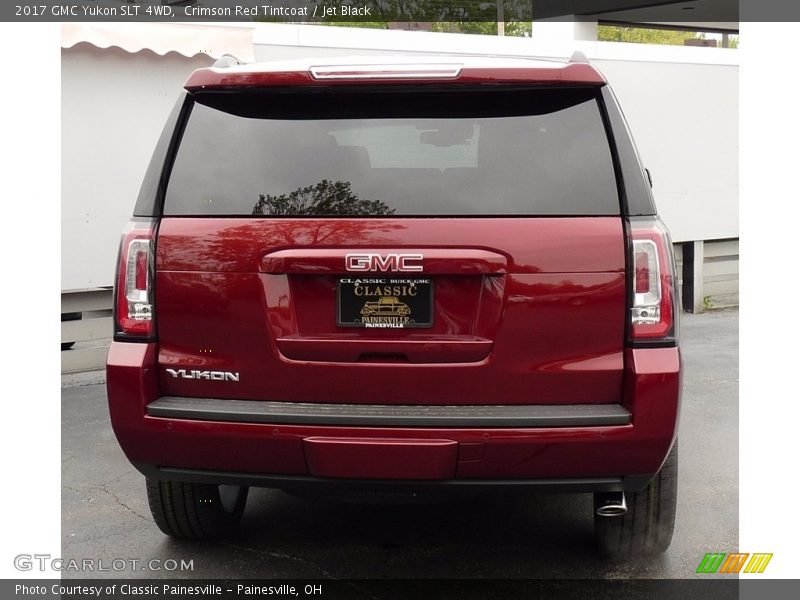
xmin=215 ymin=54 xmax=572 ymax=76
xmin=61 ymin=23 xmax=255 ymax=61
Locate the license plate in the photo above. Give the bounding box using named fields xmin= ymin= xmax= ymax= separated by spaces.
xmin=337 ymin=278 xmax=433 ymax=328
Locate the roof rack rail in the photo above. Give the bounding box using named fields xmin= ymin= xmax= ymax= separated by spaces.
xmin=212 ymin=54 xmax=243 ymax=69
xmin=569 ymin=51 xmax=589 ymax=63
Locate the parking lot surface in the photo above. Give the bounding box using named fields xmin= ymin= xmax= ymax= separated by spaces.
xmin=62 ymin=310 xmax=738 ymax=580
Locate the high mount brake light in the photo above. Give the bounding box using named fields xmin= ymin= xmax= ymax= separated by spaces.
xmin=628 ymin=217 xmax=679 ymax=346
xmin=308 ymin=64 xmax=463 ymax=80
xmin=114 ymin=220 xmax=156 ymax=341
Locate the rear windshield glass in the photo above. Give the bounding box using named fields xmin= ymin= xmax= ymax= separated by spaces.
xmin=164 ymin=87 xmax=619 ymax=216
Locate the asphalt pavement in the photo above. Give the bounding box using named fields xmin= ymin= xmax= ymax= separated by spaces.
xmin=61 ymin=309 xmax=738 ymax=580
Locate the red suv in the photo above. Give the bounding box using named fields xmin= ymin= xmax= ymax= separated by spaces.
xmin=107 ymin=55 xmax=681 ymax=557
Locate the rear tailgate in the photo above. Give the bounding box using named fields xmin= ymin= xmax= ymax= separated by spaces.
xmin=155 ymin=84 xmax=625 ymax=406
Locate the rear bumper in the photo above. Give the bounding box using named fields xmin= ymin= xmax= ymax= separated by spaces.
xmin=107 ymin=342 xmax=680 ymax=491
xmin=146 ymin=396 xmax=632 ymax=428
xmin=134 ymin=465 xmax=653 ymax=494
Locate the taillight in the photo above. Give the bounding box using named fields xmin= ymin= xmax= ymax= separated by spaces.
xmin=627 ymin=217 xmax=679 ymax=346
xmin=114 ymin=219 xmax=156 ymax=341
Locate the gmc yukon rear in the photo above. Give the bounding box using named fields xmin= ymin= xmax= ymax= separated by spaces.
xmin=107 ymin=56 xmax=681 ymax=557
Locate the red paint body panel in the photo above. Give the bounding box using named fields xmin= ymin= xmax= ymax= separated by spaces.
xmin=154 ymin=217 xmax=626 ymax=405
xmin=106 ymin=343 xmax=679 ymax=479
xmin=276 ymin=336 xmax=493 ymax=363
xmin=303 ymin=438 xmax=459 ymax=479
xmin=156 ymin=217 xmax=622 ymax=274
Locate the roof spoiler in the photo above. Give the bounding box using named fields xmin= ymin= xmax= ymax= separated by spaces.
xmin=185 ymin=58 xmax=606 ymax=89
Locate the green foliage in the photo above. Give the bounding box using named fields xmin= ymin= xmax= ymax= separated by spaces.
xmin=315 ymin=21 xmax=390 ymax=29
xmin=309 ymin=1 xmax=531 ymax=36
xmin=312 ymin=1 xmax=531 ymax=21
xmin=598 ymin=25 xmax=704 ymax=46
xmin=432 ymin=21 xmax=531 ymax=36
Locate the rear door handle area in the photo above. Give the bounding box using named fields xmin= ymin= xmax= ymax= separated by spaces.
xmin=261 ymin=248 xmax=508 ymax=275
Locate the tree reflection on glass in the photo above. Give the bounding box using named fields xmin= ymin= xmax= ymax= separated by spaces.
xmin=252 ymin=180 xmax=395 ymax=217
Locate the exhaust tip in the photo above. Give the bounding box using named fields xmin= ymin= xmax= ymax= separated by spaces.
xmin=596 ymin=492 xmax=627 ymax=517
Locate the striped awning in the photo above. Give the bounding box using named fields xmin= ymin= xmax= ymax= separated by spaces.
xmin=61 ymin=22 xmax=255 ymax=61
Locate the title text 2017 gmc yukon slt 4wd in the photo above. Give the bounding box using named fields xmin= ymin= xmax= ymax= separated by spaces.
xmin=107 ymin=56 xmax=680 ymax=557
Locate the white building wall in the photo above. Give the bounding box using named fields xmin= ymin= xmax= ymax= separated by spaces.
xmin=61 ymin=43 xmax=212 ymax=291
xmin=594 ymin=58 xmax=738 ymax=243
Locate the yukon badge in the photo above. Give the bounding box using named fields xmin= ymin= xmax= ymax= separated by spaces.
xmin=166 ymin=368 xmax=240 ymax=382
xmin=345 ymin=253 xmax=423 ymax=272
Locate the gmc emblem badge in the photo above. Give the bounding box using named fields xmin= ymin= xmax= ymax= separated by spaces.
xmin=345 ymin=253 xmax=423 ymax=272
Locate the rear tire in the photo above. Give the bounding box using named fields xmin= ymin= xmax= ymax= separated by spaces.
xmin=594 ymin=441 xmax=678 ymax=558
xmin=146 ymin=478 xmax=248 ymax=540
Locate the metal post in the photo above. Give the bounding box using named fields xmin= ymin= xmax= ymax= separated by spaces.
xmin=497 ymin=0 xmax=505 ymax=37
xmin=692 ymin=240 xmax=705 ymax=313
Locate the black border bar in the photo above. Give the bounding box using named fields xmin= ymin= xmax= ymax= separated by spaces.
xmin=7 ymin=0 xmax=783 ymax=24
xmin=10 ymin=579 xmax=800 ymax=600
